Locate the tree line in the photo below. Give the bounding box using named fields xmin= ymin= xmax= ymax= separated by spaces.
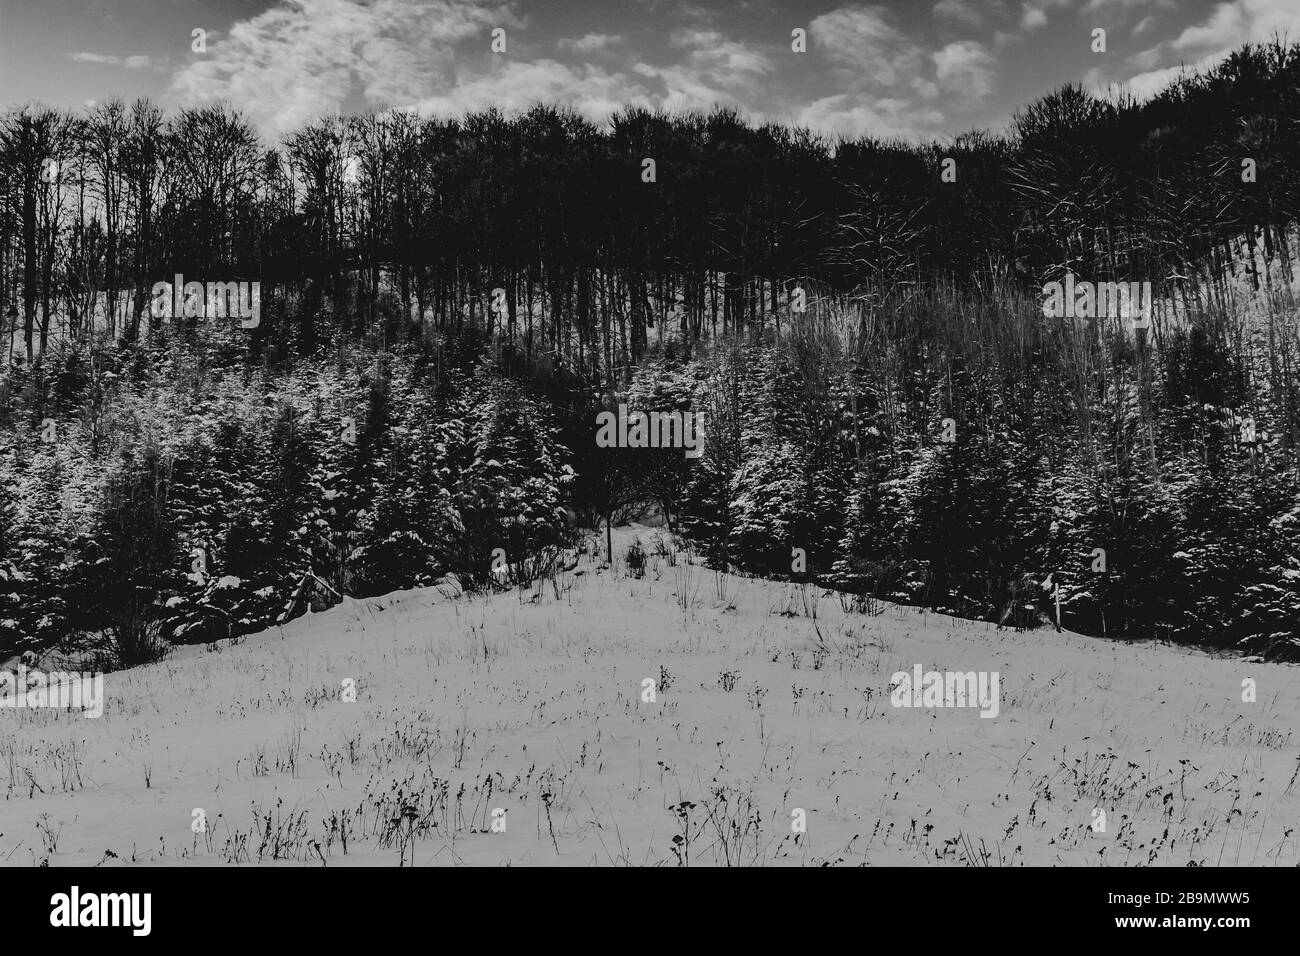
xmin=1 ymin=39 xmax=1297 ymax=368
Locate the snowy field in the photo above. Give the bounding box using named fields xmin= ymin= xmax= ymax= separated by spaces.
xmin=3 ymin=527 xmax=1298 ymax=867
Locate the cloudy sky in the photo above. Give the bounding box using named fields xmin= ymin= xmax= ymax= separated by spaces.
xmin=1 ymin=0 xmax=1297 ymax=142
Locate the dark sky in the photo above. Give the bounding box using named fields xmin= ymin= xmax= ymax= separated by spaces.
xmin=1 ymin=0 xmax=1294 ymax=141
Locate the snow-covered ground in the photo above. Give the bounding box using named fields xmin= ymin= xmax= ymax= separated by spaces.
xmin=3 ymin=526 xmax=1298 ymax=867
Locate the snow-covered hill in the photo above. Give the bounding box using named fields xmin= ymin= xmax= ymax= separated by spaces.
xmin=3 ymin=526 xmax=1297 ymax=867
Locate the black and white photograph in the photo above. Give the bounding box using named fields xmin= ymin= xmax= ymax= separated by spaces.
xmin=0 ymin=0 xmax=1296 ymax=926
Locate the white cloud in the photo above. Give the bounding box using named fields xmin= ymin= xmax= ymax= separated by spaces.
xmin=808 ymin=5 xmax=923 ymax=87
xmin=1084 ymin=0 xmax=1174 ymax=10
xmin=415 ymin=59 xmax=654 ymax=120
xmin=933 ymin=0 xmax=989 ymax=27
xmin=70 ymin=52 xmax=154 ymax=68
xmin=1128 ymin=44 xmax=1163 ymax=68
xmin=164 ymin=0 xmax=786 ymax=136
xmin=1105 ymin=0 xmax=1300 ymax=101
xmin=1090 ymin=48 xmax=1229 ymax=100
xmin=1171 ymin=3 xmax=1248 ymax=52
xmin=1165 ymin=0 xmax=1300 ymax=55
xmin=412 ymin=28 xmax=773 ymax=122
xmin=801 ymin=5 xmax=1003 ymax=138
xmin=668 ymin=29 xmax=774 ymax=78
xmin=70 ymin=52 xmax=120 ymax=65
xmin=796 ymin=93 xmax=944 ymax=142
xmin=557 ymin=33 xmax=624 ymax=53
xmin=156 ymin=0 xmax=996 ymax=143
xmin=1021 ymin=5 xmax=1048 ymax=31
xmin=1124 ymin=54 xmax=1226 ymax=98
xmin=167 ymin=0 xmax=515 ymax=138
xmin=933 ymin=40 xmax=996 ymax=98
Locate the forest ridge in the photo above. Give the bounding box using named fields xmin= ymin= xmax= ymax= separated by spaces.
xmin=0 ymin=39 xmax=1298 ymax=665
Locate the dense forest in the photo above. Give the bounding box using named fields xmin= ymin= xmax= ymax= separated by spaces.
xmin=1 ymin=38 xmax=1298 ymax=666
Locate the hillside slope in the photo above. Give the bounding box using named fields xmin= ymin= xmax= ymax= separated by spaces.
xmin=3 ymin=527 xmax=1297 ymax=867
